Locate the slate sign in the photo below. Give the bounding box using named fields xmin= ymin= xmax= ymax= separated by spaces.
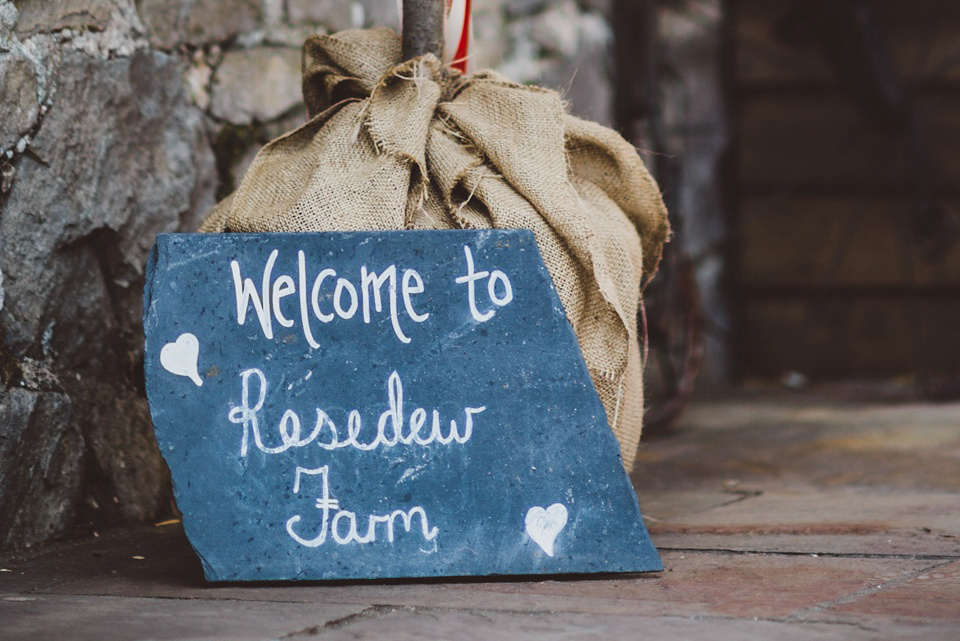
xmin=144 ymin=230 xmax=662 ymax=581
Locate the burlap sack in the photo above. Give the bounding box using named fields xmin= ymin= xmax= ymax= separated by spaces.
xmin=201 ymin=28 xmax=669 ymax=470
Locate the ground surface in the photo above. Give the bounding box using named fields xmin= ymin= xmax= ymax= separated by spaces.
xmin=2 ymin=388 xmax=958 ymax=640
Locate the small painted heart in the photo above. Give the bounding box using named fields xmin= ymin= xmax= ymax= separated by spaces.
xmin=160 ymin=333 xmax=204 ymax=387
xmin=525 ymin=503 xmax=568 ymax=557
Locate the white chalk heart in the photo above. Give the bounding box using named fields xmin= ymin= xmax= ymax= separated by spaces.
xmin=525 ymin=503 xmax=568 ymax=557
xmin=160 ymin=333 xmax=203 ymax=387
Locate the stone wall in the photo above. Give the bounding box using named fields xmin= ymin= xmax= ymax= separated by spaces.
xmin=0 ymin=0 xmax=615 ymax=552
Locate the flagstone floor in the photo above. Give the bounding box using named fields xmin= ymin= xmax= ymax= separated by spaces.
xmin=2 ymin=386 xmax=959 ymax=640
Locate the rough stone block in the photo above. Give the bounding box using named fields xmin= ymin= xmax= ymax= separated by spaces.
xmin=0 ymin=388 xmax=83 ymax=550
xmin=138 ymin=0 xmax=263 ymax=50
xmin=144 ymin=230 xmax=661 ymax=581
xmin=0 ymin=54 xmax=39 ymax=150
xmin=13 ymin=0 xmax=112 ymax=37
xmin=287 ymin=0 xmax=355 ymax=32
xmin=210 ymin=47 xmax=302 ymax=125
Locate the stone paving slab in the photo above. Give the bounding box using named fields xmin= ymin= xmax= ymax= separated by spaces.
xmin=644 ymin=489 xmax=960 ymax=557
xmin=0 ymin=592 xmax=367 ymax=641
xmin=0 ymin=526 xmax=188 ymax=595
xmin=823 ymin=560 xmax=960 ymax=626
xmin=632 ymin=392 xmax=960 ymax=566
xmin=652 ymin=531 xmax=959 ymax=558
xmin=633 ymin=398 xmax=960 ymax=493
xmin=310 ymin=608 xmax=958 ymax=641
xmin=1 ymin=524 xmax=953 ymax=626
xmin=4 ymin=591 xmax=956 ymax=641
xmin=650 ymin=489 xmax=960 ymax=532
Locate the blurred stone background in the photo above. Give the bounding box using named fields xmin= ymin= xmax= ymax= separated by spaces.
xmin=0 ymin=0 xmax=656 ymax=553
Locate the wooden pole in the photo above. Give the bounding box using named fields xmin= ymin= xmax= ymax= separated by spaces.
xmin=402 ymin=0 xmax=445 ymax=60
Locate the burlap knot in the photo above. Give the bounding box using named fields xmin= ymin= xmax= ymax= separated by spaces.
xmin=200 ymin=28 xmax=670 ymax=470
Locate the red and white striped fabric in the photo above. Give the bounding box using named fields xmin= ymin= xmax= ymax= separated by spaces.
xmin=396 ymin=0 xmax=472 ymax=73
xmin=443 ymin=0 xmax=472 ymax=73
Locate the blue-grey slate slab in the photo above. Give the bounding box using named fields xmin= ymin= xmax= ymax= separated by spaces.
xmin=143 ymin=230 xmax=662 ymax=581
